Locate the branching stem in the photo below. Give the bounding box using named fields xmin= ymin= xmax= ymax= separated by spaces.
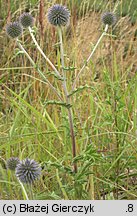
xmin=28 ymin=27 xmax=63 ymax=80
xmin=16 ymin=39 xmax=63 ymax=101
xmin=72 ymin=24 xmax=109 ymax=90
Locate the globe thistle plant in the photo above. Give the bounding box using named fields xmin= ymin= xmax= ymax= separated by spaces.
xmin=19 ymin=13 xmax=34 ymax=28
xmin=6 ymin=22 xmax=23 ymax=38
xmin=7 ymin=157 xmax=20 ymax=171
xmin=49 ymin=5 xmax=77 ymax=172
xmin=101 ymin=12 xmax=117 ymax=26
xmin=47 ymin=4 xmax=70 ymax=27
xmin=15 ymin=158 xmax=41 ymax=184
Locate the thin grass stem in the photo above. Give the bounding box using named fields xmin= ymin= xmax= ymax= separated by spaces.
xmin=56 ymin=169 xmax=69 ymax=200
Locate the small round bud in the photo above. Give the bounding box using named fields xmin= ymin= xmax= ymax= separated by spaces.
xmin=47 ymin=4 xmax=70 ymax=27
xmin=102 ymin=12 xmax=117 ymax=26
xmin=19 ymin=13 xmax=34 ymax=28
xmin=7 ymin=157 xmax=20 ymax=171
xmin=15 ymin=158 xmax=41 ymax=184
xmin=6 ymin=22 xmax=23 ymax=38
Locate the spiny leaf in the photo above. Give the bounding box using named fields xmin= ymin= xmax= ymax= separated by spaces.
xmin=69 ymin=84 xmax=94 ymax=97
xmin=44 ymin=100 xmax=72 ymax=108
xmin=46 ymin=71 xmax=64 ymax=80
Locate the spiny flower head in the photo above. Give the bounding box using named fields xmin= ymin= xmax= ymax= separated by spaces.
xmin=47 ymin=4 xmax=70 ymax=27
xmin=102 ymin=12 xmax=117 ymax=26
xmin=19 ymin=12 xmax=34 ymax=28
xmin=7 ymin=157 xmax=20 ymax=171
xmin=6 ymin=22 xmax=23 ymax=38
xmin=15 ymin=158 xmax=41 ymax=184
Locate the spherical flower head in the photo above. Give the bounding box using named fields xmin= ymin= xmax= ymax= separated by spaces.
xmin=6 ymin=22 xmax=23 ymax=38
xmin=7 ymin=157 xmax=20 ymax=171
xmin=47 ymin=4 xmax=70 ymax=27
xmin=19 ymin=13 xmax=34 ymax=28
xmin=102 ymin=12 xmax=117 ymax=26
xmin=15 ymin=158 xmax=41 ymax=184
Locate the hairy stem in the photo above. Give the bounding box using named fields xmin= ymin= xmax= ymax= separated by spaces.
xmin=58 ymin=27 xmax=77 ymax=173
xmin=16 ymin=39 xmax=63 ymax=101
xmin=28 ymin=27 xmax=62 ymax=80
xmin=72 ymin=24 xmax=109 ymax=90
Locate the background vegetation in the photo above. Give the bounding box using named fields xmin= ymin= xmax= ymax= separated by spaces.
xmin=0 ymin=0 xmax=137 ymax=199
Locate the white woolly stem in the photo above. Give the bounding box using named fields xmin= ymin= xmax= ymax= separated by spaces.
xmin=18 ymin=178 xmax=29 ymax=200
xmin=16 ymin=39 xmax=63 ymax=101
xmin=57 ymin=27 xmax=68 ymax=97
xmin=28 ymin=27 xmax=62 ymax=80
xmin=72 ymin=24 xmax=109 ymax=90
